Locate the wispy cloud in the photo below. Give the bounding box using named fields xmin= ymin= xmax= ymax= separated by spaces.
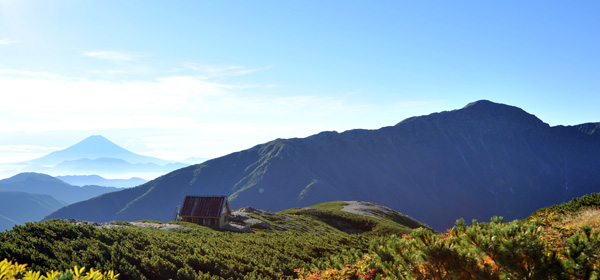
xmin=182 ymin=63 xmax=272 ymax=78
xmin=83 ymin=50 xmax=136 ymax=61
xmin=0 ymin=65 xmax=438 ymax=160
xmin=0 ymin=145 xmax=62 ymax=163
xmin=0 ymin=74 xmax=228 ymax=116
xmin=0 ymin=67 xmax=428 ymax=131
xmin=0 ymin=38 xmax=17 ymax=45
xmin=0 ymin=68 xmax=361 ymax=136
xmin=0 ymin=145 xmax=61 ymax=153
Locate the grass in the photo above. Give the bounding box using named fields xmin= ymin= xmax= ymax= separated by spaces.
xmin=225 ymin=201 xmax=422 ymax=236
xmin=560 ymin=208 xmax=600 ymax=229
xmin=305 ymin=201 xmax=348 ymax=212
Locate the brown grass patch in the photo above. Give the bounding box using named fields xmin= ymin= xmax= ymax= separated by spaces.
xmin=560 ymin=208 xmax=600 ymax=229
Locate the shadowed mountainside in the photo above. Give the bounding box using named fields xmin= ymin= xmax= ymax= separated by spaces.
xmin=0 ymin=173 xmax=119 ymax=204
xmin=0 ymin=191 xmax=67 ymax=231
xmin=45 ymin=100 xmax=600 ymax=230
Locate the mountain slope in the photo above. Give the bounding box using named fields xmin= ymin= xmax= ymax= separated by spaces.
xmin=226 ymin=200 xmax=431 ymax=234
xmin=0 ymin=173 xmax=119 ymax=204
xmin=0 ymin=191 xmax=67 ymax=231
xmin=45 ymin=100 xmax=600 ymax=230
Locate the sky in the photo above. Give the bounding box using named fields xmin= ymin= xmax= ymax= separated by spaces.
xmin=0 ymin=0 xmax=598 ymax=163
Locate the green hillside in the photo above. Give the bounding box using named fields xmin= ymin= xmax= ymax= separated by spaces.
xmin=4 ymin=196 xmax=600 ymax=279
xmin=227 ymin=201 xmax=430 ymax=236
xmin=0 ymin=201 xmax=423 ymax=279
xmin=298 ymin=195 xmax=600 ymax=279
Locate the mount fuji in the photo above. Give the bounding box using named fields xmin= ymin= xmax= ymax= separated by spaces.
xmin=7 ymin=136 xmax=189 ymax=181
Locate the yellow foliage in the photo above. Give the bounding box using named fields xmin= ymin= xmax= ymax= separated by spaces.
xmin=295 ymin=255 xmax=375 ymax=280
xmin=0 ymin=259 xmax=119 ymax=280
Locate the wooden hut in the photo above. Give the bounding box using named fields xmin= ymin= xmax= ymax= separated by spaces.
xmin=178 ymin=196 xmax=232 ymax=228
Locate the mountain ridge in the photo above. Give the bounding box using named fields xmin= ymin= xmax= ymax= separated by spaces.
xmin=0 ymin=172 xmax=119 ymax=204
xmin=45 ymin=100 xmax=600 ymax=230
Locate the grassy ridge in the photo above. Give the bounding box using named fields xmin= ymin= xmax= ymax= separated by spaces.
xmin=278 ymin=201 xmax=430 ymax=236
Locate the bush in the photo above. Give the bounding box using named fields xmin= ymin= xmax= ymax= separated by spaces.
xmin=0 ymin=258 xmax=119 ymax=280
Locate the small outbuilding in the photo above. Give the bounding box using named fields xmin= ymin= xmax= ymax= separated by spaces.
xmin=177 ymin=195 xmax=232 ymax=228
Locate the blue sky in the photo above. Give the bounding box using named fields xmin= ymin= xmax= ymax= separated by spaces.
xmin=0 ymin=0 xmax=598 ymax=163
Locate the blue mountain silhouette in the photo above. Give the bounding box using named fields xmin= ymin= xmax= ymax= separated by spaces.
xmin=26 ymin=135 xmax=171 ymax=166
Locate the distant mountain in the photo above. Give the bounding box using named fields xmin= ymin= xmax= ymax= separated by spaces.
xmin=56 ymin=175 xmax=147 ymax=188
xmin=0 ymin=191 xmax=67 ymax=231
xmin=11 ymin=135 xmax=189 ymax=179
xmin=0 ymin=173 xmax=119 ymax=204
xmin=0 ymin=215 xmax=15 ymax=232
xmin=45 ymin=100 xmax=600 ymax=230
xmin=27 ymin=135 xmax=169 ymax=166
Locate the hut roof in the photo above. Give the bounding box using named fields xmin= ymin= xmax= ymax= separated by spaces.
xmin=180 ymin=196 xmax=229 ymax=218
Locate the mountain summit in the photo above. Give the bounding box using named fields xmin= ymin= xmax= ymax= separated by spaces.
xmin=7 ymin=136 xmax=189 ymax=180
xmin=46 ymin=101 xmax=600 ymax=230
xmin=27 ymin=135 xmax=170 ymax=166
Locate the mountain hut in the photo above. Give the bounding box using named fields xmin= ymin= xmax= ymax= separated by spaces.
xmin=177 ymin=195 xmax=232 ymax=228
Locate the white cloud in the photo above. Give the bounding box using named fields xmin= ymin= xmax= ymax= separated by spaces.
xmin=0 ymin=145 xmax=62 ymax=163
xmin=0 ymin=38 xmax=16 ymax=45
xmin=83 ymin=50 xmax=136 ymax=61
